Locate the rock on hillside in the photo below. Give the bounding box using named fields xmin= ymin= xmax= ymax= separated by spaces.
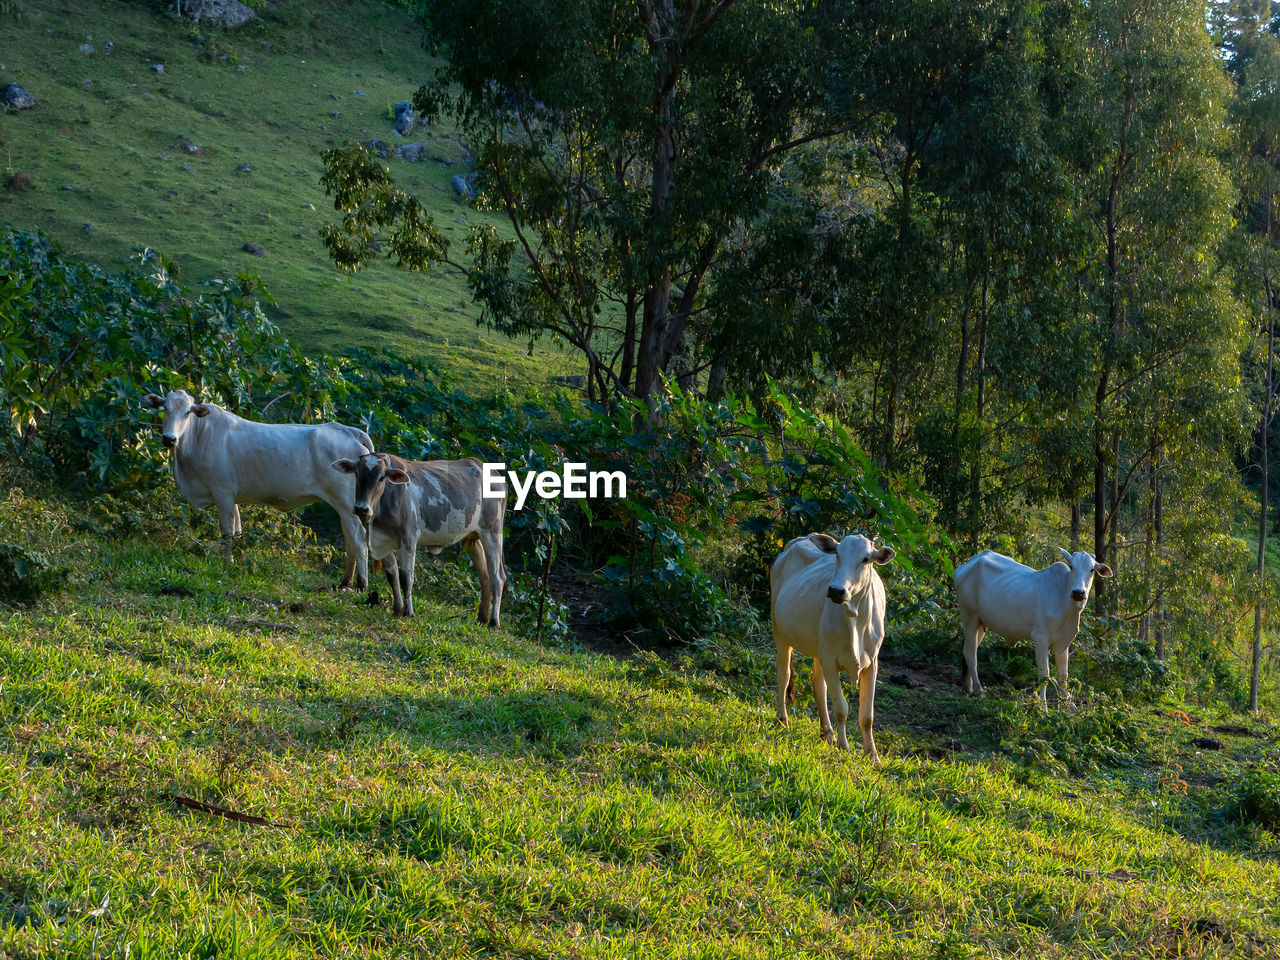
xmin=184 ymin=0 xmax=256 ymax=29
xmin=4 ymin=82 xmax=35 ymax=110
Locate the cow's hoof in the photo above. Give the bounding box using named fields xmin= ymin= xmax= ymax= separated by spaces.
xmin=487 ymin=619 xmax=500 ymax=631
xmin=365 ymin=589 xmax=380 ymax=606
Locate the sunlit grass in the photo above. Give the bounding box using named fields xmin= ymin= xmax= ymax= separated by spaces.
xmin=0 ymin=493 xmax=1277 ymax=958
xmin=0 ymin=0 xmax=578 ymax=388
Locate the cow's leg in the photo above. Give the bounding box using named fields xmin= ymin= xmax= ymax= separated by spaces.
xmin=335 ymin=510 xmax=368 ymax=590
xmin=383 ymin=552 xmax=404 ymax=616
xmin=858 ymin=658 xmax=880 ymax=762
xmin=463 ymin=536 xmax=491 ymax=625
xmin=821 ymin=653 xmax=849 ymax=751
xmin=214 ymin=499 xmax=238 ymax=562
xmin=397 ymin=541 xmax=417 ymax=618
xmin=811 ymin=659 xmax=833 ymax=743
xmin=480 ymin=525 xmax=506 ymax=629
xmin=1033 ymin=633 xmax=1051 ymax=707
xmin=1053 ymin=643 xmax=1071 ymax=704
xmin=774 ymin=644 xmax=792 ymax=727
xmin=960 ymin=613 xmax=985 ymax=696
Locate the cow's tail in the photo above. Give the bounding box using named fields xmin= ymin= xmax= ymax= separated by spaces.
xmin=959 ymin=643 xmax=969 ymax=689
xmin=785 ymin=659 xmax=796 ymax=706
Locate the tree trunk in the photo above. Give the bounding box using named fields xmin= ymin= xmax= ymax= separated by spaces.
xmin=634 ymin=0 xmax=678 ymax=405
xmin=1141 ymin=428 xmax=1157 ymax=646
xmin=1253 ymin=287 xmax=1273 ymax=715
xmin=968 ymin=273 xmax=989 ymax=551
xmin=1154 ymin=446 xmax=1165 ymax=659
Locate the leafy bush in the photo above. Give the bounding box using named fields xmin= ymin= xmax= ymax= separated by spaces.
xmin=997 ymin=694 xmax=1154 ymax=775
xmin=0 ymin=542 xmax=67 ymax=606
xmin=1232 ymin=767 xmax=1280 ymax=830
xmin=1076 ymin=633 xmax=1170 ymax=701
xmin=0 ymin=229 xmax=297 ymax=489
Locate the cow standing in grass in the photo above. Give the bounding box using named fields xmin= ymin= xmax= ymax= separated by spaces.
xmin=143 ymin=389 xmax=373 ymax=589
xmin=954 ymin=548 xmax=1113 ymax=705
xmin=770 ymin=533 xmax=896 ymax=761
xmin=331 ymin=453 xmax=507 ymax=625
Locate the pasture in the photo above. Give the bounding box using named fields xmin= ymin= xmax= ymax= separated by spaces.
xmin=0 ymin=0 xmax=576 ymax=385
xmin=0 ymin=493 xmax=1277 ymax=958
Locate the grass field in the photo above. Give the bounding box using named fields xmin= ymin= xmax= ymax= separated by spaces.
xmin=0 ymin=0 xmax=578 ymax=386
xmin=1 ymin=492 xmax=1278 ymax=959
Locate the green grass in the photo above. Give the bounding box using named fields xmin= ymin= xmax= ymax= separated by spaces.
xmin=0 ymin=0 xmax=578 ymax=387
xmin=1 ymin=491 xmax=1279 ymax=958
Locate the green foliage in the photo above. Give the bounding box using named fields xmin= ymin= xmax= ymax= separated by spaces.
xmin=0 ymin=542 xmax=66 ymax=606
xmin=998 ymin=694 xmax=1156 ymax=775
xmin=1232 ymin=766 xmax=1280 ymax=830
xmin=1076 ymin=633 xmax=1172 ymax=702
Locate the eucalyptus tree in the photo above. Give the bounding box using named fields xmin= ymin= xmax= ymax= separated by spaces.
xmin=1058 ymin=0 xmax=1246 ymax=617
xmin=1227 ymin=23 xmax=1280 ymax=712
xmin=321 ymin=0 xmax=1044 ymax=406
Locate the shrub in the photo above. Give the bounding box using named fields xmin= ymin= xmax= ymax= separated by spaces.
xmin=1232 ymin=767 xmax=1280 ymax=831
xmin=0 ymin=542 xmax=67 ymax=606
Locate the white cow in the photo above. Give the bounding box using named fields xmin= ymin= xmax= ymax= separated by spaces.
xmin=770 ymin=533 xmax=896 ymax=760
xmin=143 ymin=389 xmax=373 ymax=589
xmin=954 ymin=548 xmax=1113 ymax=704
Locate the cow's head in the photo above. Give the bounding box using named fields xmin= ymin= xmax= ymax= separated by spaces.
xmin=1056 ymin=548 xmax=1113 ymax=605
xmin=142 ymin=389 xmax=211 ymax=450
xmin=807 ymin=532 xmax=896 ymax=605
xmin=331 ymin=452 xmax=409 ymax=520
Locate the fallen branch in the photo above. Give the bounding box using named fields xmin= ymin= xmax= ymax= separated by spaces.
xmin=161 ymin=793 xmax=275 ymax=826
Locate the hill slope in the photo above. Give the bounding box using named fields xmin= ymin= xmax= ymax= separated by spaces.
xmin=0 ymin=493 xmax=1277 ymax=959
xmin=0 ymin=0 xmax=577 ymax=386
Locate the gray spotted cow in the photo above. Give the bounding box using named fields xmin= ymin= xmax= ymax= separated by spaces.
xmin=331 ymin=453 xmax=507 ymax=625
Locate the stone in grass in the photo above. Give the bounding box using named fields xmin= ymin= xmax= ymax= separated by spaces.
xmin=396 ymin=142 xmax=428 ymax=162
xmin=394 ymin=100 xmax=424 ymax=136
xmin=184 ymin=0 xmax=256 ymax=29
xmin=1191 ymin=737 xmax=1223 ymax=750
xmin=243 ymin=242 xmax=266 ymax=257
xmin=451 ymin=173 xmax=476 ymax=199
xmin=79 ymin=43 xmax=94 ymax=55
xmin=4 ymin=82 xmax=36 ymax=110
xmin=152 ymin=64 xmax=165 ymax=74
xmin=0 ymin=542 xmax=68 ymax=606
xmin=365 ymin=139 xmax=389 ymax=159
xmin=236 ymin=162 xmax=252 ymax=173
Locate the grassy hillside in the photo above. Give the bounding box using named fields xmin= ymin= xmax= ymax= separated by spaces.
xmin=0 ymin=0 xmax=577 ymax=386
xmin=1 ymin=492 xmax=1278 ymax=959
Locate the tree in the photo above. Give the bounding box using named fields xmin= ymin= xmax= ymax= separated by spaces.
xmin=321 ymin=0 xmax=1031 ymax=405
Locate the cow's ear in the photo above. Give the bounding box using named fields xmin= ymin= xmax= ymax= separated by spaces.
xmin=872 ymin=546 xmax=896 ymax=565
xmin=385 ymin=468 xmax=411 ymax=485
xmin=143 ymin=393 xmax=164 ymax=409
xmin=807 ymin=533 xmax=839 ymax=554
xmin=191 ymin=403 xmax=211 ymax=417
xmin=1093 ymin=562 xmax=1114 ymax=578
xmin=331 ymin=459 xmax=357 ymax=474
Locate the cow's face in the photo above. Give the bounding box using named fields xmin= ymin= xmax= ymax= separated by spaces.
xmin=332 ymin=453 xmax=409 ymax=519
xmin=142 ymin=389 xmax=210 ymax=450
xmin=807 ymin=532 xmax=895 ymax=605
xmin=1057 ymin=548 xmax=1114 ymax=605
